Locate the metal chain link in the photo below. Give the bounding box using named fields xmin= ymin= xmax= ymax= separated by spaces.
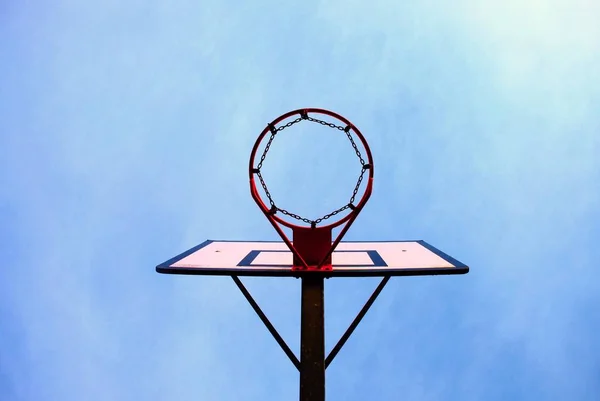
xmin=277 ymin=203 xmax=351 ymax=226
xmin=314 ymin=204 xmax=351 ymax=224
xmin=305 ymin=116 xmax=346 ymax=131
xmin=256 ymin=132 xmax=275 ymax=171
xmin=255 ymin=171 xmax=275 ymax=207
xmin=256 ymin=117 xmax=303 ymax=170
xmin=343 ymin=129 xmax=366 ymax=167
xmin=306 ymin=116 xmax=366 ymax=166
xmin=276 ymin=208 xmax=313 ymax=225
xmin=253 ymin=112 xmax=369 ymax=226
xmin=349 ymin=166 xmax=367 ymax=205
xmin=277 ymin=117 xmax=303 ymax=132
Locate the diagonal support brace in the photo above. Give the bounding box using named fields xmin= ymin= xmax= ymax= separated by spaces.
xmin=325 ymin=276 xmax=391 ymax=369
xmin=231 ymin=276 xmax=301 ymax=371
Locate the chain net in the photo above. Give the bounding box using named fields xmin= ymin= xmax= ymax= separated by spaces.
xmin=253 ymin=112 xmax=370 ymax=227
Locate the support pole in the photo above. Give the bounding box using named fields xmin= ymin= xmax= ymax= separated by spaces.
xmin=231 ymin=276 xmax=300 ymax=370
xmin=300 ymin=275 xmax=325 ymax=401
xmin=325 ymin=276 xmax=390 ymax=368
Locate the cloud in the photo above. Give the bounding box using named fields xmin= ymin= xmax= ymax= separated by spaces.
xmin=1 ymin=0 xmax=599 ymax=400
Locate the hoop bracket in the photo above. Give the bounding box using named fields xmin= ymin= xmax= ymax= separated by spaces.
xmin=292 ymin=226 xmax=332 ymax=271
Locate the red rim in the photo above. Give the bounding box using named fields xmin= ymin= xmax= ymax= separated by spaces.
xmin=249 ymin=108 xmax=374 ymax=230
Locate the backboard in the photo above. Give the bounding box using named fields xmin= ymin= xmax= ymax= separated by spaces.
xmin=156 ymin=240 xmax=469 ymax=277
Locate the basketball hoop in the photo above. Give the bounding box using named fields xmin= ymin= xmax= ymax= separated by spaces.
xmin=158 ymin=107 xmax=468 ymax=401
xmin=249 ymin=108 xmax=374 ymax=271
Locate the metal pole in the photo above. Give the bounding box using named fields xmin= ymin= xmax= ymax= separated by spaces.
xmin=299 ymin=275 xmax=325 ymax=401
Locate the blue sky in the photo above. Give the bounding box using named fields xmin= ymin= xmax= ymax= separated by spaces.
xmin=1 ymin=1 xmax=599 ymax=400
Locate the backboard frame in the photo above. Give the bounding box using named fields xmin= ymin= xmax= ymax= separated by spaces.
xmin=156 ymin=239 xmax=469 ymax=277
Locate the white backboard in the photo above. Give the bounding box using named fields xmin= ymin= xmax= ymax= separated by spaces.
xmin=156 ymin=240 xmax=468 ymax=277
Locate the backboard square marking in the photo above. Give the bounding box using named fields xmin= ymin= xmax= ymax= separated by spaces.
xmin=252 ymin=251 xmax=291 ymax=266
xmin=243 ymin=250 xmax=380 ymax=267
xmin=332 ymin=251 xmax=373 ymax=266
